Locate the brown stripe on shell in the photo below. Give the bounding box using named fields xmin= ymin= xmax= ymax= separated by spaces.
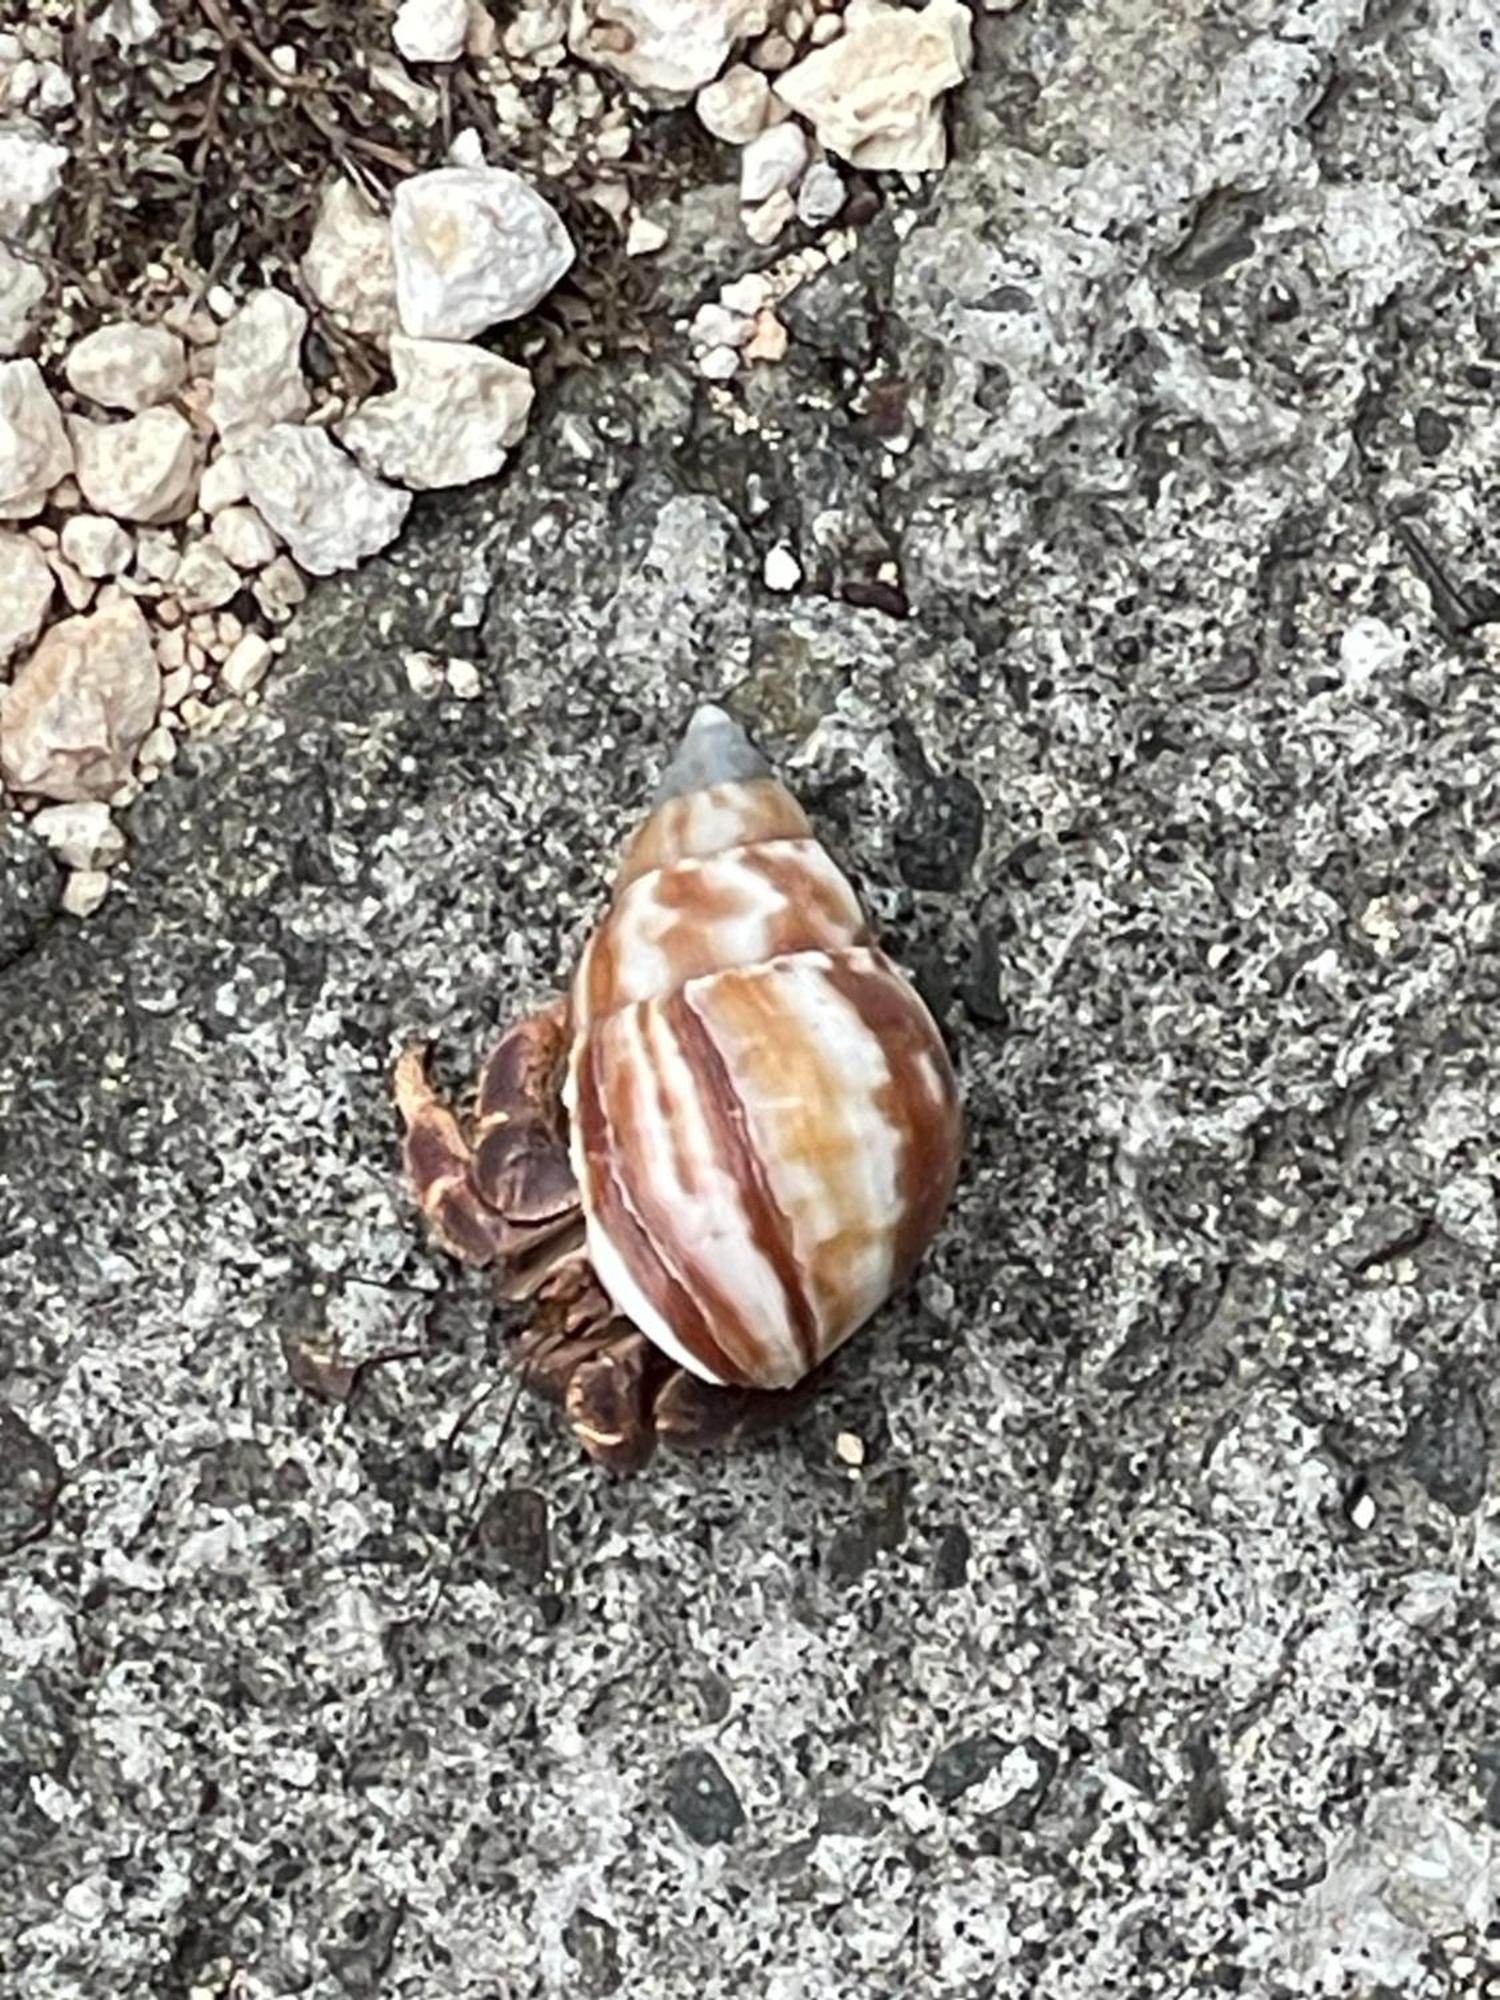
xmin=615 ymin=778 xmax=813 ymax=889
xmin=820 ymin=952 xmax=962 ymax=1289
xmin=665 ymin=989 xmax=820 ymax=1378
xmin=689 ymin=956 xmax=876 ymax=1342
xmin=572 ymin=1022 xmax=754 ymax=1387
xmin=583 ymin=838 xmax=868 ymax=1024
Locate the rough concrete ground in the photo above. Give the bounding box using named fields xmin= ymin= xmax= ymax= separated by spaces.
xmin=3 ymin=2 xmax=1500 ymax=1995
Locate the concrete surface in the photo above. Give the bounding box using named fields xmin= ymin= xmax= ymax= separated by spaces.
xmin=3 ymin=3 xmax=1499 ymax=1995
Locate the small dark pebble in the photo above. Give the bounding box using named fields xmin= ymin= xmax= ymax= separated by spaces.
xmin=1198 ymin=645 xmax=1260 ymax=693
xmin=0 ymin=1407 xmax=61 ymax=1554
xmin=816 ymin=1791 xmax=888 ymax=1838
xmin=826 ymin=1468 xmax=910 ymax=1584
xmin=477 ymin=1486 xmax=550 ymax=1586
xmin=923 ymin=1731 xmax=1010 ymax=1806
xmin=1475 ymin=1745 xmax=1500 ymax=1829
xmin=1404 ymin=1368 xmax=1489 ymax=1516
xmin=563 ymin=1909 xmax=622 ymax=1996
xmin=664 ymin=1749 xmax=745 ymax=1845
xmin=932 ymin=1522 xmax=972 ymax=1589
xmin=1414 ymin=406 xmax=1453 ymax=458
xmin=962 ymin=927 xmax=1008 ymax=1027
xmin=891 ymin=724 xmax=985 ymax=892
xmin=842 ymin=575 xmax=911 ymax=620
xmin=280 ymin=1327 xmax=359 ymax=1403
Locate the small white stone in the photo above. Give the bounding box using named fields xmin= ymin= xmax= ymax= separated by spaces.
xmin=64 ymin=321 xmax=186 ymax=413
xmin=69 ymin=408 xmax=199 ymax=524
xmin=0 ymin=242 xmax=47 ymax=358
xmin=196 ymin=454 xmax=247 ymax=515
xmin=0 ymin=358 xmax=71 ymax=518
xmin=774 ymin=0 xmax=972 ymax=170
xmin=721 ymin=272 xmax=772 ymax=315
xmin=209 ymin=503 xmax=278 ymax=570
xmin=392 ymin=167 xmax=575 ymax=340
xmin=46 ymin=552 xmax=95 ymax=612
xmin=239 ymin=425 xmax=411 ymax=576
xmin=446 ymin=657 xmax=481 ymax=699
xmin=571 ymin=0 xmax=769 ymax=96
xmin=205 ymin=284 xmax=236 ymax=320
xmin=159 ymin=662 xmax=192 ymax=707
xmin=695 ymin=62 xmax=773 ymax=143
xmin=743 ymin=307 xmax=788 ymax=361
xmin=796 ymin=158 xmax=845 ymax=226
xmin=269 ymin=43 xmax=297 ymax=73
xmin=1349 ymin=1491 xmax=1377 ymax=1531
xmin=625 ymin=214 xmax=670 ymax=256
xmin=698 ymin=344 xmax=741 ymax=381
xmin=834 ymin=1429 xmax=865 ymax=1467
xmin=62 ymin=868 xmax=111 ymax=918
xmin=464 ymin=0 xmax=499 ymax=53
xmin=133 ymin=527 xmax=181 ymax=583
xmin=690 ymin=302 xmax=755 ymax=349
xmin=744 ymin=188 xmax=796 ymax=243
xmin=300 ymin=179 xmax=398 ymax=341
xmin=447 ymin=126 xmax=486 ymax=168
xmin=403 ymin=649 xmax=443 ymax=695
xmin=338 ymin=336 xmax=533 ymax=490
xmin=0 ymin=126 xmax=67 ymax=237
xmin=393 ymin=0 xmax=469 ymax=62
xmin=174 ymin=542 xmax=242 ymax=611
xmin=0 ymin=597 xmax=160 ymax=801
xmin=740 ymin=120 xmax=809 ymax=202
xmin=137 ymin=723 xmax=176 ymax=769
xmin=211 ymin=288 xmax=310 ymax=443
xmin=60 ymin=514 xmax=133 ymax=578
xmin=750 ymin=28 xmax=796 ymax=68
xmin=31 ymin=800 xmax=125 ymax=870
xmin=220 ymin=631 xmax=273 ymax=695
xmin=762 ymin=543 xmax=801 ymax=591
xmin=0 ymin=531 xmax=53 ymax=662
xmin=253 ymin=554 xmax=307 ymax=622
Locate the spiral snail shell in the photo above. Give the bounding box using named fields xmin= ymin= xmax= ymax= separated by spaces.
xmin=567 ymin=704 xmax=962 ymax=1391
xmin=398 ymin=703 xmax=962 ymax=1463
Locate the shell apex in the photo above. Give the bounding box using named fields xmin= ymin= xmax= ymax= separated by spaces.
xmin=653 ymin=703 xmax=770 ymax=803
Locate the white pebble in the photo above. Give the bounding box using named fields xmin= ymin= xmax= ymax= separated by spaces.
xmin=698 ymin=345 xmax=741 ymax=382
xmin=197 ymin=455 xmax=247 ymax=515
xmin=393 ymin=0 xmax=469 ymax=63
xmin=625 ymin=214 xmax=670 ymax=257
xmin=62 ymin=868 xmax=111 ymax=918
xmin=220 ymin=631 xmax=274 ymax=695
xmin=740 ymin=120 xmax=809 ymax=203
xmin=763 ymin=543 xmax=801 ymax=591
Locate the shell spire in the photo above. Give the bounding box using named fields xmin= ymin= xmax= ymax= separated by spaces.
xmin=654 ymin=703 xmax=770 ymax=801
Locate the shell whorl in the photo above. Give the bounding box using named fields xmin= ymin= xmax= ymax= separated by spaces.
xmin=566 ymin=706 xmax=961 ymax=1392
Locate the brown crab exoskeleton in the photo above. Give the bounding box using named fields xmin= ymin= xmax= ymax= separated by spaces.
xmin=395 ymin=1007 xmax=815 ymax=1471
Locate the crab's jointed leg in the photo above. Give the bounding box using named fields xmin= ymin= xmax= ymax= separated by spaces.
xmin=395 ymin=1000 xmax=581 ymax=1275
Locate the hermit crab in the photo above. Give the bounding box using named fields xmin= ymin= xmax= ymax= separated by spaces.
xmin=396 ymin=704 xmax=962 ymax=1469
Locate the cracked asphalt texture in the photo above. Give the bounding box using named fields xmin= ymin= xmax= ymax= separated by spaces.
xmin=3 ymin=3 xmax=1499 ymax=1994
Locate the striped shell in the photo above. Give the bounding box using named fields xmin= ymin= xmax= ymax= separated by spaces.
xmin=562 ymin=706 xmax=961 ymax=1392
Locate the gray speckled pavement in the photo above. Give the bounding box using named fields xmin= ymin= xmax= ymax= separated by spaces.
xmin=4 ymin=5 xmax=1500 ymax=1996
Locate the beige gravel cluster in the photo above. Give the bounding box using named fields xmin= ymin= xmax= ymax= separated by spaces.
xmin=0 ymin=0 xmax=974 ymax=917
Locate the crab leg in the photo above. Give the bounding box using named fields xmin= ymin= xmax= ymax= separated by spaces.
xmin=395 ymin=1002 xmax=586 ymax=1275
